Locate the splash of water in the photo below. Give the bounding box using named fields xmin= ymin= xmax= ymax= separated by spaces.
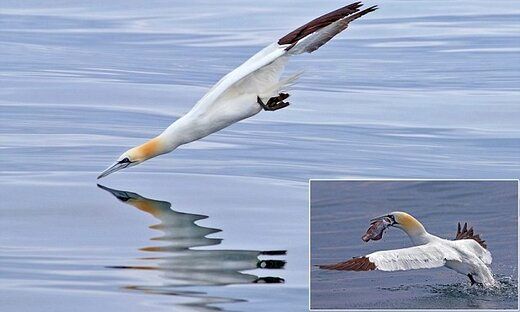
xmin=426 ymin=274 xmax=517 ymax=299
xmin=380 ymin=274 xmax=517 ymax=299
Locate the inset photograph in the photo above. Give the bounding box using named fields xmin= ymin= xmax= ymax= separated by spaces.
xmin=310 ymin=180 xmax=518 ymax=310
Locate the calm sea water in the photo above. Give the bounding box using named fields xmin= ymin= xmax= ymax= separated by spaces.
xmin=310 ymin=180 xmax=518 ymax=309
xmin=1 ymin=0 xmax=519 ymax=311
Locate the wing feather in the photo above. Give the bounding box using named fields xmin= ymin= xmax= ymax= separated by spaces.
xmin=367 ymin=244 xmax=462 ymax=271
xmin=318 ymin=256 xmax=376 ymax=271
xmin=190 ymin=2 xmax=376 ymax=113
xmin=282 ymin=4 xmax=377 ymax=54
xmin=319 ymin=244 xmax=465 ymax=272
xmin=455 ymin=222 xmax=487 ymax=249
xmin=452 ymin=239 xmax=492 ymax=265
xmin=190 ymin=44 xmax=288 ymax=113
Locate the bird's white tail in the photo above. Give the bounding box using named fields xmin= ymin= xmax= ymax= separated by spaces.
xmin=260 ymin=71 xmax=304 ymax=98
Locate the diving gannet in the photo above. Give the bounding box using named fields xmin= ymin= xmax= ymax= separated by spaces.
xmin=318 ymin=212 xmax=496 ymax=287
xmin=98 ymin=2 xmax=378 ymax=178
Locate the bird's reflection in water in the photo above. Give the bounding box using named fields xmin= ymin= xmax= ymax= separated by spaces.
xmin=98 ymin=185 xmax=286 ymax=311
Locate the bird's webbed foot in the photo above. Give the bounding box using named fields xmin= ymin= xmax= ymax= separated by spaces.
xmin=467 ymin=274 xmax=483 ymax=286
xmin=467 ymin=274 xmax=476 ymax=286
xmin=257 ymin=92 xmax=290 ymax=111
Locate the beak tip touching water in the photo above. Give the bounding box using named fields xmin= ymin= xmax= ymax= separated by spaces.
xmin=97 ymin=162 xmax=127 ymax=179
xmin=97 ymin=169 xmax=112 ymax=179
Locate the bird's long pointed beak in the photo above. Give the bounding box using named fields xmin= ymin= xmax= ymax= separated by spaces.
xmin=97 ymin=161 xmax=127 ymax=179
xmin=370 ymin=215 xmax=386 ymax=223
xmin=370 ymin=214 xmax=397 ymax=226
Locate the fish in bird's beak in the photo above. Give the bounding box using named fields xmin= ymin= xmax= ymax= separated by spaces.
xmin=97 ymin=160 xmax=131 ymax=179
xmin=362 ymin=215 xmax=394 ymax=242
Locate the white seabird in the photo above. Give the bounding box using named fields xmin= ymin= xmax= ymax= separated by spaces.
xmin=318 ymin=211 xmax=497 ymax=287
xmin=98 ymin=2 xmax=378 ymax=178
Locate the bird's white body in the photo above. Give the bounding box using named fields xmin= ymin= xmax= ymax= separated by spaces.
xmin=367 ymin=230 xmax=495 ymax=286
xmin=160 ymin=44 xmax=289 ymax=151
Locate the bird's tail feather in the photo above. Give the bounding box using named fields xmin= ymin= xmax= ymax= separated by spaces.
xmin=278 ymin=70 xmax=304 ymax=90
xmin=260 ymin=71 xmax=303 ymax=97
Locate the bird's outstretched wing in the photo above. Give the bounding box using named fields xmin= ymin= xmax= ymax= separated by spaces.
xmin=318 ymin=256 xmax=376 ymax=271
xmin=191 ymin=44 xmax=288 ymax=112
xmin=279 ymin=2 xmax=377 ymax=54
xmin=191 ymin=2 xmax=377 ymax=112
xmin=319 ymin=244 xmax=462 ymax=272
xmin=453 ymin=238 xmax=492 ymax=265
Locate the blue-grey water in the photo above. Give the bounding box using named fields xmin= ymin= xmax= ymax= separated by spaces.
xmin=311 ymin=180 xmax=518 ymax=309
xmin=1 ymin=0 xmax=519 ymax=311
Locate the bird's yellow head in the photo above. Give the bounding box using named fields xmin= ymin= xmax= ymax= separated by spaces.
xmin=390 ymin=211 xmax=424 ymax=232
xmin=371 ymin=211 xmax=426 ymax=236
xmin=97 ymin=137 xmax=165 ymax=179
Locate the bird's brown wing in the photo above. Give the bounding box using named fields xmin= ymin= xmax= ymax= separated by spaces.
xmin=317 ymin=256 xmax=376 ymax=271
xmin=455 ymin=222 xmax=487 ymax=249
xmin=278 ymin=2 xmax=378 ymax=52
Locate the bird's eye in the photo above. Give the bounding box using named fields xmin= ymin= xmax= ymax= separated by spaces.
xmin=119 ymin=157 xmax=131 ymax=164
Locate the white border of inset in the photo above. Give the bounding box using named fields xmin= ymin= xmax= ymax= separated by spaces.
xmin=308 ymin=179 xmax=520 ymax=312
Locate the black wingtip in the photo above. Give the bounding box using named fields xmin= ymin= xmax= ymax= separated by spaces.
xmin=454 ymin=222 xmax=487 ymax=249
xmin=351 ymin=4 xmax=379 ymax=20
xmin=278 ymin=2 xmax=376 ymax=46
xmin=363 ymin=5 xmax=379 ymax=13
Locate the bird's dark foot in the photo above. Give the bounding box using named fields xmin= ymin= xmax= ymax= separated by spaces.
xmin=467 ymin=274 xmax=475 ymax=285
xmin=467 ymin=274 xmax=483 ymax=286
xmin=257 ymin=92 xmax=290 ymax=111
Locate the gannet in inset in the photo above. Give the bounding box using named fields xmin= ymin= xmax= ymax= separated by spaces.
xmin=318 ymin=212 xmax=496 ymax=287
xmin=98 ymin=2 xmax=378 ymax=178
